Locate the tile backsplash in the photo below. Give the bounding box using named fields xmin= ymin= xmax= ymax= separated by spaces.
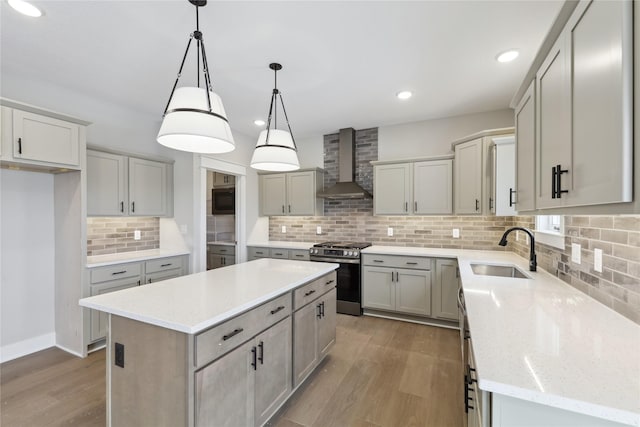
xmin=87 ymin=217 xmax=159 ymax=256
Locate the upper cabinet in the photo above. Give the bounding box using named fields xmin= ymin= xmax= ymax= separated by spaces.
xmin=212 ymin=172 xmax=235 ymax=187
xmin=491 ymin=136 xmax=517 ymax=216
xmin=1 ymin=102 xmax=89 ymax=171
xmin=372 ymin=157 xmax=453 ymax=216
xmin=87 ymin=149 xmax=173 ymax=217
xmin=514 ymin=0 xmax=633 ymax=212
xmin=454 ymin=138 xmax=484 ymax=215
xmin=259 ymin=169 xmax=324 ymax=216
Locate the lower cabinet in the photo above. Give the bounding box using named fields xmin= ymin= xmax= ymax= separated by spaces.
xmin=207 ymin=244 xmax=236 ymax=270
xmin=89 ymin=278 xmax=140 ymax=342
xmin=195 ymin=318 xmax=292 ymax=427
xmin=433 ymin=259 xmax=459 ymax=321
xmin=248 ymin=246 xmax=311 ymax=262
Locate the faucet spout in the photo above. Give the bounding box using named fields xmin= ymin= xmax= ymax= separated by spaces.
xmin=498 ymin=227 xmax=537 ymax=272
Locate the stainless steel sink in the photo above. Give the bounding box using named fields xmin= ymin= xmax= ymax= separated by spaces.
xmin=470 ymin=263 xmax=530 ymax=279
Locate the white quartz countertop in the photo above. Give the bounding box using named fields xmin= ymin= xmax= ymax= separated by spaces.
xmin=247 ymin=241 xmax=317 ymax=250
xmin=86 ymin=248 xmax=190 ymax=268
xmin=79 ymin=258 xmax=338 ymax=334
xmin=364 ymin=245 xmax=640 ymax=426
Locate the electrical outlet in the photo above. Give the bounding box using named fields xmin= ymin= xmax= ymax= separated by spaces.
xmin=387 ymin=227 xmax=394 ymax=237
xmin=316 ymin=226 xmax=322 ymax=235
xmin=594 ymin=248 xmax=603 ymax=272
xmin=281 ymin=225 xmax=286 ymax=234
xmin=452 ymin=228 xmax=460 ymax=238
xmin=571 ymin=243 xmax=581 ymax=264
xmin=115 ymin=343 xmax=125 ymax=368
xmin=134 ymin=230 xmax=141 ymax=240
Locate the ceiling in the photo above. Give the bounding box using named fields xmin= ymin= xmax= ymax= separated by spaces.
xmin=0 ymin=0 xmax=563 ymax=139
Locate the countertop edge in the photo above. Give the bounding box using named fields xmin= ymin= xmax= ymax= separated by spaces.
xmin=86 ymin=249 xmax=191 ymax=268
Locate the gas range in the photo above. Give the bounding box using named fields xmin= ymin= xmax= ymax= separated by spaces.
xmin=309 ymin=241 xmax=372 ymax=262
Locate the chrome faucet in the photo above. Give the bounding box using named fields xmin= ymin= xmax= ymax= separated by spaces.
xmin=498 ymin=227 xmax=537 ymax=272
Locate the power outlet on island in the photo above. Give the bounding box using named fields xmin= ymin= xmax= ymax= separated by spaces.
xmin=134 ymin=230 xmax=141 ymax=240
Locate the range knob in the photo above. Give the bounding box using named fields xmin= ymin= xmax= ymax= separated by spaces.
xmin=343 ymin=250 xmax=348 ymax=256
xmin=354 ymin=250 xmax=359 ymax=256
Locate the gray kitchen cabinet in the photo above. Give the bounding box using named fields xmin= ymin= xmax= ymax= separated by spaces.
xmin=535 ymin=0 xmax=632 ymax=209
xmin=395 ymin=268 xmax=431 ymax=316
xmin=89 ymin=278 xmax=140 ymax=342
xmin=207 ymin=244 xmax=236 ymax=270
xmin=87 ymin=149 xmax=173 ymax=217
xmin=361 ymin=266 xmax=395 ymax=311
xmin=514 ymin=81 xmax=536 ymax=213
xmin=247 ymin=246 xmax=311 ymax=262
xmin=293 ymin=284 xmax=336 ymax=387
xmin=373 ymin=162 xmax=412 ymax=215
xmin=454 ymin=138 xmax=483 ymax=214
xmin=433 ymin=259 xmax=459 ymax=321
xmin=213 ymin=172 xmax=235 ymax=187
xmin=87 ymin=150 xmax=127 ymax=216
xmin=248 ymin=246 xmax=270 ymax=261
xmin=491 ymin=136 xmax=516 ymax=216
xmin=269 ymin=248 xmax=289 ymax=259
xmin=259 ymin=169 xmax=323 ymax=216
xmin=289 ymin=249 xmax=310 ymax=261
xmin=414 ymin=159 xmax=453 ymax=215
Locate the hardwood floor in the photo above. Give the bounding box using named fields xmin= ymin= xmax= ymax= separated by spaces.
xmin=0 ymin=315 xmax=462 ymax=427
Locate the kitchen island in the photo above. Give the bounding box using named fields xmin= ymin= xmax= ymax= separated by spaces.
xmin=79 ymin=258 xmax=338 ymax=427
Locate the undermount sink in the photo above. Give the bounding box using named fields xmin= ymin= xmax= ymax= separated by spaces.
xmin=470 ymin=263 xmax=530 ymax=279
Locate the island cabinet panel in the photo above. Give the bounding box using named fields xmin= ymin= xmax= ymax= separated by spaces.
xmin=432 ymin=259 xmax=459 ymax=321
xmin=317 ymin=289 xmax=337 ymax=358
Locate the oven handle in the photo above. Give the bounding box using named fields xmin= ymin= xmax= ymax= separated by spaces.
xmin=310 ymin=257 xmax=360 ymax=264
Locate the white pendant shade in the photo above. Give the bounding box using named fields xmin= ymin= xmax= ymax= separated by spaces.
xmin=250 ymin=129 xmax=300 ymax=171
xmin=157 ymin=87 xmax=235 ymax=154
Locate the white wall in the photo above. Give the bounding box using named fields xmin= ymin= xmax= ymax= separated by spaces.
xmin=378 ymin=109 xmax=514 ymax=160
xmin=1 ymin=169 xmax=56 ymax=361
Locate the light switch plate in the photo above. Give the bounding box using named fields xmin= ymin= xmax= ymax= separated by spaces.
xmin=571 ymin=243 xmax=581 ymax=264
xmin=452 ymin=228 xmax=460 ymax=238
xmin=281 ymin=225 xmax=286 ymax=233
xmin=316 ymin=226 xmax=322 ymax=235
xmin=594 ymin=248 xmax=603 ymax=272
xmin=387 ymin=227 xmax=393 ymax=237
xmin=134 ymin=230 xmax=141 ymax=240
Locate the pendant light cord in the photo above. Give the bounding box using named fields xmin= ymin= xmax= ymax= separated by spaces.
xmin=263 ymin=64 xmax=297 ymax=150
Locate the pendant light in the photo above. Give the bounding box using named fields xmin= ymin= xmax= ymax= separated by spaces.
xmin=157 ymin=0 xmax=235 ymax=154
xmin=250 ymin=63 xmax=300 ymax=171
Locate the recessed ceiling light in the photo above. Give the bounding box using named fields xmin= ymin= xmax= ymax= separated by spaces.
xmin=496 ymin=49 xmax=519 ymax=63
xmin=7 ymin=0 xmax=43 ymax=17
xmin=396 ymin=91 xmax=412 ymax=100
xmin=254 ymin=119 xmax=266 ymax=126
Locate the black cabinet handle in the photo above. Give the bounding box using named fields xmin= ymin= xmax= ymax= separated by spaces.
xmin=295 ymin=254 xmax=304 ymax=258
xmin=220 ymin=249 xmax=227 ymax=253
xmin=256 ymin=251 xmax=264 ymax=255
xmin=137 ymin=280 xmax=141 ymax=286
xmin=509 ymin=188 xmax=516 ymax=207
xmin=406 ymin=262 xmax=418 ymax=265
xmin=274 ymin=253 xmax=283 ymax=256
xmin=17 ymin=137 xmax=22 ymax=154
xmin=282 ymin=205 xmax=285 ymax=213
xmin=111 ymin=270 xmax=127 ymax=275
xmin=320 ymin=301 xmax=325 ymax=318
xmin=304 ymin=289 xmax=316 ymax=297
xmin=489 ymin=197 xmax=493 ymax=210
xmin=148 ymin=278 xmax=153 ymax=284
xmin=222 ymin=328 xmax=244 ymax=341
xmin=258 ymin=341 xmax=264 ymax=365
xmin=131 ymin=202 xmax=135 ymax=213
xmin=475 ymin=199 xmax=479 ymax=211
xmin=552 ymin=166 xmax=557 ymax=199
xmin=325 ymin=279 xmax=335 ymax=285
xmin=120 ymin=201 xmax=124 ymax=213
xmin=405 ymin=201 xmax=408 ymax=212
xmin=160 ymin=263 xmax=172 ymax=267
xmin=270 ymin=305 xmax=285 ymax=315
xmin=316 ymin=303 xmax=322 ymax=319
xmin=222 ymin=257 xmax=226 ymax=266
xmin=414 ymin=201 xmax=418 ymax=212
xmin=464 ymin=374 xmax=470 ymax=413
xmin=251 ymin=346 xmax=257 ymax=370
xmin=288 ymin=205 xmax=291 ymax=213
xmin=555 ymin=164 xmax=568 ymax=198
xmin=373 ymin=259 xmax=384 ymax=263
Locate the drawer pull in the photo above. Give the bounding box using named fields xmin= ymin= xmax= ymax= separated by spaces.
xmin=373 ymin=260 xmax=384 ymax=263
xmin=256 ymin=251 xmax=264 ymax=255
xmin=111 ymin=270 xmax=127 ymax=275
xmin=270 ymin=305 xmax=285 ymax=315
xmin=220 ymin=249 xmax=227 ymax=253
xmin=274 ymin=252 xmax=283 ymax=256
xmin=258 ymin=341 xmax=264 ymax=365
xmin=222 ymin=328 xmax=244 ymax=341
xmin=295 ymin=254 xmax=304 ymax=258
xmin=304 ymin=289 xmax=316 ymax=297
xmin=160 ymin=263 xmax=172 ymax=267
xmin=325 ymin=279 xmax=335 ymax=285
xmin=251 ymin=346 xmax=257 ymax=370
xmin=17 ymin=137 xmax=22 ymax=154
xmin=406 ymin=262 xmax=418 ymax=265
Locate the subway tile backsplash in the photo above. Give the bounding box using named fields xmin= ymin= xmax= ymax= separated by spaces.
xmin=87 ymin=217 xmax=159 ymax=256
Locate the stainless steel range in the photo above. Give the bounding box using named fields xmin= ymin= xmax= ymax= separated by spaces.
xmin=309 ymin=241 xmax=371 ymax=316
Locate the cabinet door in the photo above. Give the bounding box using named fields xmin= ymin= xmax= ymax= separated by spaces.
xmin=396 ymin=268 xmax=431 ymax=316
xmin=536 ymin=35 xmax=571 ymax=209
xmin=565 ymin=0 xmax=632 ymax=206
xmin=494 ymin=140 xmax=516 ymax=216
xmin=128 ymin=157 xmax=168 ymax=216
xmin=260 ymin=174 xmax=287 ymax=216
xmin=89 ymin=279 xmax=140 ymax=342
xmin=12 ymin=110 xmax=80 ymax=167
xmin=87 ymin=150 xmax=127 ymax=216
xmin=293 ymin=302 xmax=318 ymax=387
xmin=213 ymin=172 xmax=235 ymax=187
xmin=454 ymin=139 xmax=483 ymax=214
xmin=433 ymin=259 xmax=459 ymax=321
xmin=287 ymin=171 xmax=315 ymax=215
xmin=318 ymin=288 xmax=337 ymax=359
xmin=373 ymin=163 xmax=411 ymax=215
xmin=254 ymin=318 xmax=292 ymax=426
xmin=362 ymin=266 xmax=395 ymax=311
xmin=514 ymin=81 xmax=536 ymax=212
xmin=195 ymin=340 xmax=255 ymax=427
xmin=145 ymin=269 xmax=182 ymax=284
xmin=208 ymin=254 xmax=224 ymax=270
xmin=414 ymin=160 xmax=452 ymax=214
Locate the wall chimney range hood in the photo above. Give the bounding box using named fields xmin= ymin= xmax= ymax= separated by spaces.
xmin=318 ymin=128 xmax=372 ymax=199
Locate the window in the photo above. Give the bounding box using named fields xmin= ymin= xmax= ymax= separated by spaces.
xmin=535 ymin=215 xmax=565 ymax=249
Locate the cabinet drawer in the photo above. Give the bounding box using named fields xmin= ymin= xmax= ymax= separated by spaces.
xmin=90 ymin=262 xmax=143 ymax=284
xmin=145 ymin=256 xmax=184 ymax=274
xmin=208 ymin=245 xmax=235 ymax=256
xmin=269 ymin=249 xmax=289 ymax=259
xmin=362 ymin=254 xmax=432 ymax=270
xmin=248 ymin=247 xmax=269 ymax=259
xmin=293 ymin=272 xmax=335 ymax=310
xmin=289 ymin=249 xmax=310 ymax=261
xmin=195 ymin=293 xmax=291 ymax=368
xmin=146 ymin=269 xmax=182 ymax=284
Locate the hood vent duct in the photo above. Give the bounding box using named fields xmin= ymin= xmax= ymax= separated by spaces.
xmin=317 ymin=128 xmax=373 ymax=199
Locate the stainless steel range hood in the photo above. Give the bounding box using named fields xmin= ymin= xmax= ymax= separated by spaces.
xmin=318 ymin=128 xmax=373 ymax=199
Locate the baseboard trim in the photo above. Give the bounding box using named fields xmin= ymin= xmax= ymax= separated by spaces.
xmin=0 ymin=333 xmax=56 ymax=363
xmin=55 ymin=343 xmax=85 ymax=359
xmin=363 ymin=309 xmax=459 ymax=330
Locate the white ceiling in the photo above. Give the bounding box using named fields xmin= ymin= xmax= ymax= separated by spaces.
xmin=0 ymin=0 xmax=563 ymax=139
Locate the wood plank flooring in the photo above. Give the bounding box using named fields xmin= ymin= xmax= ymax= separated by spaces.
xmin=0 ymin=315 xmax=462 ymax=427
